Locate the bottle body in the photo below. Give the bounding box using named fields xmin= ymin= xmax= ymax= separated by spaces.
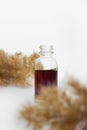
xmin=35 ymin=45 xmax=58 ymax=96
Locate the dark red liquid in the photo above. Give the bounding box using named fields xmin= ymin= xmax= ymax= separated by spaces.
xmin=35 ymin=69 xmax=57 ymax=96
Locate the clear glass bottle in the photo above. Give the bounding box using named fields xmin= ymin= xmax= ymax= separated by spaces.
xmin=35 ymin=45 xmax=58 ymax=96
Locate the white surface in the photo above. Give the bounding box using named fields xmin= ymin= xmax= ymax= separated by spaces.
xmin=0 ymin=86 xmax=34 ymax=130
xmin=0 ymin=0 xmax=87 ymax=130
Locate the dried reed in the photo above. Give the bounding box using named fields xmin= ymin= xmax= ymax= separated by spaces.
xmin=0 ymin=50 xmax=39 ymax=86
xmin=20 ymin=79 xmax=87 ymax=130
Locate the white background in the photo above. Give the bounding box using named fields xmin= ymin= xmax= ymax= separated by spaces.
xmin=0 ymin=0 xmax=87 ymax=81
xmin=0 ymin=0 xmax=87 ymax=130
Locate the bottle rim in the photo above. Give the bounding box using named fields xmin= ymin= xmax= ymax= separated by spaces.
xmin=40 ymin=45 xmax=53 ymax=52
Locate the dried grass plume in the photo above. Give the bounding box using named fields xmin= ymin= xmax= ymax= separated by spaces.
xmin=20 ymin=79 xmax=87 ymax=130
xmin=0 ymin=50 xmax=39 ymax=86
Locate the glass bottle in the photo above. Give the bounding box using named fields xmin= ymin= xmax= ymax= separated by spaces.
xmin=35 ymin=45 xmax=58 ymax=96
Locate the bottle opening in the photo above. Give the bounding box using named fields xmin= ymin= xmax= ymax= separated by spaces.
xmin=40 ymin=45 xmax=53 ymax=53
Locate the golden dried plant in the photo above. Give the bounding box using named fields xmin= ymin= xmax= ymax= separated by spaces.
xmin=0 ymin=50 xmax=39 ymax=86
xmin=20 ymin=80 xmax=87 ymax=130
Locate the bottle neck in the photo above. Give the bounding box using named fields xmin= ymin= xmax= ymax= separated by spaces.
xmin=39 ymin=51 xmax=53 ymax=58
xmin=39 ymin=45 xmax=53 ymax=58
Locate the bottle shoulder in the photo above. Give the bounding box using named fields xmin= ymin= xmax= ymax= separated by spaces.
xmin=35 ymin=57 xmax=58 ymax=70
xmin=35 ymin=57 xmax=57 ymax=65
